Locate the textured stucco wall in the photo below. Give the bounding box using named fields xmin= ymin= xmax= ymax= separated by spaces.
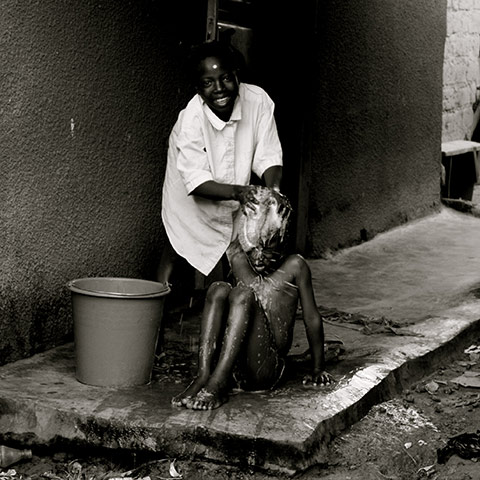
xmin=1 ymin=0 xmax=448 ymax=364
xmin=442 ymin=0 xmax=480 ymax=142
xmin=0 ymin=0 xmax=203 ymax=364
xmin=306 ymin=0 xmax=446 ymax=256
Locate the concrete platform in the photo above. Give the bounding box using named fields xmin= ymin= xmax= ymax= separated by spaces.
xmin=1 ymin=207 xmax=480 ymax=473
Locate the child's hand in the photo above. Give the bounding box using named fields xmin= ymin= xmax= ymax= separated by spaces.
xmin=303 ymin=370 xmax=335 ymax=387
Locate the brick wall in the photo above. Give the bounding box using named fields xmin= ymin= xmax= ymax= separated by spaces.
xmin=442 ymin=0 xmax=480 ymax=141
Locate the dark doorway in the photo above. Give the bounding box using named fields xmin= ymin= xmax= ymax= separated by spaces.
xmin=206 ymin=0 xmax=318 ymax=253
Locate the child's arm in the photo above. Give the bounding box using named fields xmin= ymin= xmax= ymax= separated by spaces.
xmin=295 ymin=255 xmax=334 ymax=386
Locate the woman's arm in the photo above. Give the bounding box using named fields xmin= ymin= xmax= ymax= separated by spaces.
xmin=191 ymin=181 xmax=258 ymax=207
xmin=262 ymin=165 xmax=282 ymax=191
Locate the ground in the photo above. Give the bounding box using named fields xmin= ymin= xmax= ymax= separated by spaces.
xmin=4 ymin=332 xmax=479 ymax=480
xmin=5 ymin=187 xmax=480 ymax=480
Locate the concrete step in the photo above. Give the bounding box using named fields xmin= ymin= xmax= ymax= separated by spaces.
xmin=1 ymin=207 xmax=480 ymax=473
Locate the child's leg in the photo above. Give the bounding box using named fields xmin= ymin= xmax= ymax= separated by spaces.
xmin=190 ymin=285 xmax=277 ymax=410
xmin=237 ymin=305 xmax=285 ymax=391
xmin=172 ymin=281 xmax=231 ymax=407
xmin=189 ymin=285 xmax=255 ymax=409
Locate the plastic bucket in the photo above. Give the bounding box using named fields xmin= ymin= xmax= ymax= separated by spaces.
xmin=67 ymin=277 xmax=170 ymax=387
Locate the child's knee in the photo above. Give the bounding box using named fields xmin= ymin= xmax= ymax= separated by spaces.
xmin=206 ymin=281 xmax=232 ymax=302
xmin=229 ymin=285 xmax=255 ymax=306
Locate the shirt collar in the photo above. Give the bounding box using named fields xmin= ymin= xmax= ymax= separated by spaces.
xmin=201 ymin=87 xmax=242 ymax=130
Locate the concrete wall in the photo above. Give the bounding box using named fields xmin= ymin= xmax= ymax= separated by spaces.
xmin=1 ymin=0 xmax=447 ymax=364
xmin=306 ymin=0 xmax=446 ymax=256
xmin=0 ymin=0 xmax=204 ymax=364
xmin=442 ymin=0 xmax=480 ymax=142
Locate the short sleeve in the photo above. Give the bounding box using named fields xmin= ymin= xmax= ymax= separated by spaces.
xmin=173 ymin=111 xmax=214 ymax=194
xmin=251 ymin=94 xmax=283 ymax=179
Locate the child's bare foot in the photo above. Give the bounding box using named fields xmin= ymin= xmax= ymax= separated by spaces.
xmin=187 ymin=387 xmax=228 ymax=410
xmin=171 ymin=376 xmax=208 ymax=407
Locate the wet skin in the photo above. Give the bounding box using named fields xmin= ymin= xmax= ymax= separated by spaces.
xmin=172 ymin=241 xmax=335 ymax=410
xmin=246 ymin=237 xmax=283 ymax=275
xmin=172 ymin=283 xmax=256 ymax=410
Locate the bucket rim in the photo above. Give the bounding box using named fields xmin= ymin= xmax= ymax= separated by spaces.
xmin=66 ymin=277 xmax=171 ymax=299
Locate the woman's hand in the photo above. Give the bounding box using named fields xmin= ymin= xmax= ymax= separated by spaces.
xmin=234 ymin=185 xmax=259 ymax=212
xmin=302 ymin=370 xmax=335 ymax=387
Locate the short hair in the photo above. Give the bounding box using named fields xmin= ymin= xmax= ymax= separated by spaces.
xmin=187 ymin=40 xmax=245 ymax=82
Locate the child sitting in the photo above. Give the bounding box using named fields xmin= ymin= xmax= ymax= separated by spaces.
xmin=172 ymin=187 xmax=334 ymax=410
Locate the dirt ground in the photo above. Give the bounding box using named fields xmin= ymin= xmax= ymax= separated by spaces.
xmin=3 ymin=331 xmax=479 ymax=480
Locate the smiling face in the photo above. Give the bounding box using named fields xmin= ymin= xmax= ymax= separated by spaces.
xmin=196 ymin=55 xmax=239 ymax=121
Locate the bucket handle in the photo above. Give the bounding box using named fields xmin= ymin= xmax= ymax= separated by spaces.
xmin=76 ymin=288 xmax=161 ymax=297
